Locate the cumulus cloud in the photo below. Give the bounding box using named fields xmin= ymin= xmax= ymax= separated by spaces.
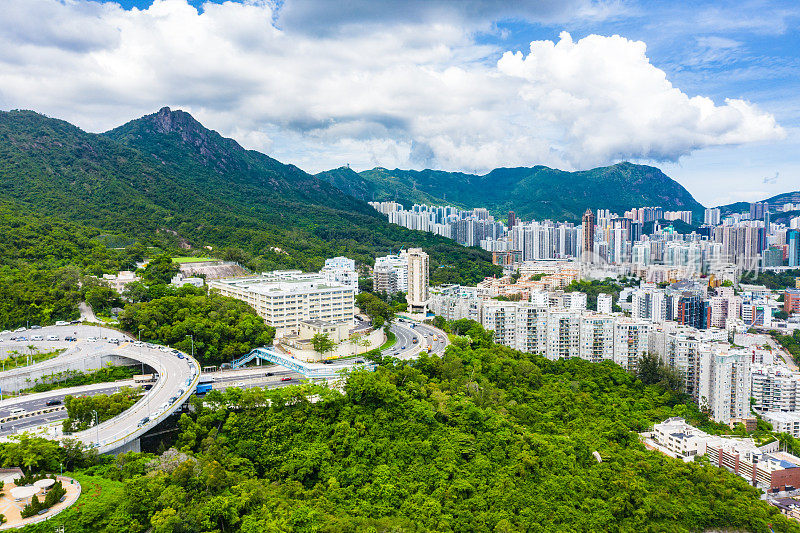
xmin=497 ymin=31 xmax=784 ymax=166
xmin=0 ymin=0 xmax=785 ymax=174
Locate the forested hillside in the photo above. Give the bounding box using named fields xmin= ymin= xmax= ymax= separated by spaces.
xmin=0 ymin=201 xmax=140 ymax=328
xmin=0 ymin=108 xmax=500 ymax=328
xmin=318 ymin=162 xmax=705 ymax=223
xmin=0 ymin=108 xmax=499 ymax=274
xmin=14 ymin=333 xmax=799 ymax=532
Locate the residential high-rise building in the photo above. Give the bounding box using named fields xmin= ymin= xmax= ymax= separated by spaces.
xmin=750 ymin=201 xmax=768 ymax=221
xmin=704 ymin=207 xmax=721 ymax=226
xmin=579 ymin=315 xmax=615 ymax=363
xmin=406 ymin=248 xmax=430 ymax=313
xmin=698 ymin=346 xmax=752 ymax=424
xmin=373 ymin=252 xmax=409 ymax=294
xmin=597 ymin=293 xmax=613 ymax=314
xmin=508 ymin=211 xmax=517 ymax=230
xmin=677 ymin=293 xmax=707 ymax=330
xmin=581 ymin=209 xmax=595 ymax=262
xmin=613 ymin=319 xmax=650 ymax=371
xmin=789 ymin=230 xmax=800 ymax=268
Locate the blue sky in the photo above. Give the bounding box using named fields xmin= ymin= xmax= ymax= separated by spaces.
xmin=1 ymin=0 xmax=798 ymax=207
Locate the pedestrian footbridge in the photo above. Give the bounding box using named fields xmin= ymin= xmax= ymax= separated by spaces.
xmin=231 ymin=347 xmax=375 ymax=378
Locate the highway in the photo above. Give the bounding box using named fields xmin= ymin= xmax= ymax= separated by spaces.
xmin=384 ymin=320 xmax=449 ymax=359
xmin=0 ymin=319 xmax=449 ymax=452
xmin=0 ymin=324 xmax=200 ymax=453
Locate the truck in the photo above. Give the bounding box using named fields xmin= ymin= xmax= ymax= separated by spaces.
xmin=195 ymin=375 xmax=214 ymax=395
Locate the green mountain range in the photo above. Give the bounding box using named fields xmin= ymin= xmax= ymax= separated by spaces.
xmin=317 ymin=162 xmax=706 ymax=223
xmin=0 ymin=108 xmax=500 ymax=286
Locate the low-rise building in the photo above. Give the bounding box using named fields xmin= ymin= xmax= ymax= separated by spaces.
xmin=209 ymin=270 xmax=355 ymax=336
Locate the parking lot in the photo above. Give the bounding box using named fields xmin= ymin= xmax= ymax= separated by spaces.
xmin=0 ymin=323 xmax=126 ymax=361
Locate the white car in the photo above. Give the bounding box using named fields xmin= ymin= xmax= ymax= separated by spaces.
xmin=46 ymin=335 xmax=59 ymax=341
xmin=159 ymin=346 xmax=171 ymax=353
xmin=133 ymin=341 xmax=144 ymax=347
xmin=86 ymin=337 xmax=98 ymax=342
xmin=0 ymin=330 xmax=10 ymax=335
xmin=31 ymin=335 xmax=44 ymax=341
xmin=14 ymin=327 xmax=25 ymax=333
xmin=55 ymin=321 xmax=69 ymax=326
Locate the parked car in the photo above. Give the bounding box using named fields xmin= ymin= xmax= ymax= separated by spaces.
xmin=14 ymin=327 xmax=25 ymax=333
xmin=45 ymin=399 xmax=62 ymax=406
xmin=16 ymin=336 xmax=27 ymax=341
xmin=30 ymin=325 xmax=41 ymax=330
xmin=55 ymin=321 xmax=69 ymax=326
xmin=31 ymin=335 xmax=43 ymax=341
xmin=46 ymin=335 xmax=59 ymax=341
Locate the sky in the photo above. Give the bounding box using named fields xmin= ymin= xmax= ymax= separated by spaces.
xmin=1 ymin=0 xmax=798 ymax=207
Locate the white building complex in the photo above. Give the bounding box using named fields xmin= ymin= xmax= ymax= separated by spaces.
xmin=209 ymin=270 xmax=355 ymax=336
xmin=373 ymin=252 xmax=409 ymax=294
xmin=320 ymin=256 xmax=359 ymax=293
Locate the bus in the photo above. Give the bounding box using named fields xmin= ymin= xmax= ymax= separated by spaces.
xmin=196 ymin=375 xmax=215 ymax=395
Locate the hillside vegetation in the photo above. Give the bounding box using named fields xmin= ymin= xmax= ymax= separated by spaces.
xmin=0 ymin=108 xmax=499 ymax=280
xmin=318 ymin=162 xmax=705 ymax=223
xmin=9 ymin=333 xmax=799 ymax=532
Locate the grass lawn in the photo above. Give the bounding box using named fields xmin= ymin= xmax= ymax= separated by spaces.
xmin=20 ymin=472 xmax=125 ymax=532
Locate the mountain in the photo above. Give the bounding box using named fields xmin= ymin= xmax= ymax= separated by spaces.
xmin=718 ymin=190 xmax=800 ymax=216
xmin=0 ymin=108 xmax=500 ymax=283
xmin=317 ymin=162 xmax=705 ymax=223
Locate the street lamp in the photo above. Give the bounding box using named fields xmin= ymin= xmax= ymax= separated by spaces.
xmin=186 ymin=335 xmax=194 ymax=358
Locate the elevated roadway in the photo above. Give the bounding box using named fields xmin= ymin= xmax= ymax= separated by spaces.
xmin=0 ymin=324 xmax=199 ymax=454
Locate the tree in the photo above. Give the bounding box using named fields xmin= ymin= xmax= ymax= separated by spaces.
xmin=84 ymin=284 xmax=122 ymax=313
xmin=141 ymin=254 xmax=179 ymax=286
xmin=312 ymin=333 xmax=335 ymax=356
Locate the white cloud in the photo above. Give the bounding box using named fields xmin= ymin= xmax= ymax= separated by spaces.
xmin=0 ymin=0 xmax=785 ymax=175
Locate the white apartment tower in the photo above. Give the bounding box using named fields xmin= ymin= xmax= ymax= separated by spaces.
xmin=406 ymin=248 xmax=430 ymax=313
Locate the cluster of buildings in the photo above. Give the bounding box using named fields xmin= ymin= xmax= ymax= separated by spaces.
xmin=369 ymin=202 xmax=505 ymax=246
xmin=427 ymin=259 xmax=800 ymax=427
xmin=646 ymin=417 xmax=800 ymax=493
xmin=209 ymin=250 xmax=433 ymax=337
xmin=208 ymin=267 xmax=358 ymax=337
xmin=369 ymin=200 xmax=800 ymax=273
xmin=629 ymin=281 xmax=784 ymax=330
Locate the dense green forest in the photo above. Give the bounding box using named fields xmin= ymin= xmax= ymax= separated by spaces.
xmin=0 ymin=108 xmax=499 ymax=287
xmin=9 ymin=328 xmax=799 ymax=532
xmin=318 ymin=162 xmax=705 ymax=223
xmin=118 ymin=286 xmax=276 ymax=366
xmin=0 ymin=202 xmax=138 ymax=329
